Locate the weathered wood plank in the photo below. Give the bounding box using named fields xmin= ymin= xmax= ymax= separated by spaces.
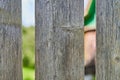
xmin=96 ymin=0 xmax=120 ymax=80
xmin=0 ymin=0 xmax=22 ymax=80
xmin=35 ymin=0 xmax=84 ymax=80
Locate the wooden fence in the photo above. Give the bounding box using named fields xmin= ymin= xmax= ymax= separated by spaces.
xmin=0 ymin=0 xmax=120 ymax=80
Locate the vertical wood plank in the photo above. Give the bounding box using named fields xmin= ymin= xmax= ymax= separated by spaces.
xmin=0 ymin=0 xmax=22 ymax=80
xmin=97 ymin=0 xmax=120 ymax=80
xmin=35 ymin=0 xmax=84 ymax=80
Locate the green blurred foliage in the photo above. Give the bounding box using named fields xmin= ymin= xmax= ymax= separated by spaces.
xmin=22 ymin=26 xmax=35 ymax=68
xmin=22 ymin=26 xmax=35 ymax=80
xmin=23 ymin=67 xmax=35 ymax=80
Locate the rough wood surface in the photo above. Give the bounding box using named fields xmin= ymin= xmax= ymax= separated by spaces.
xmin=96 ymin=0 xmax=120 ymax=80
xmin=35 ymin=0 xmax=84 ymax=80
xmin=0 ymin=0 xmax=22 ymax=80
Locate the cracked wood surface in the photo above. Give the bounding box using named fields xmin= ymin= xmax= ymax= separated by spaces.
xmin=0 ymin=0 xmax=22 ymax=80
xmin=35 ymin=0 xmax=84 ymax=80
xmin=97 ymin=0 xmax=120 ymax=80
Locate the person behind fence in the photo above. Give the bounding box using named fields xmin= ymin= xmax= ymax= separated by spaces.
xmin=84 ymin=0 xmax=96 ymax=75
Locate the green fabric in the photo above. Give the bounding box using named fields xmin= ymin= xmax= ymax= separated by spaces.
xmin=84 ymin=0 xmax=96 ymax=28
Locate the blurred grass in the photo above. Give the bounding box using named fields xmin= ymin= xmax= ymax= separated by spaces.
xmin=22 ymin=26 xmax=35 ymax=80
xmin=93 ymin=75 xmax=95 ymax=80
xmin=23 ymin=68 xmax=35 ymax=80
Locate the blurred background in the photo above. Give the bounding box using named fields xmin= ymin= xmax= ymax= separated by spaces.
xmin=22 ymin=0 xmax=35 ymax=80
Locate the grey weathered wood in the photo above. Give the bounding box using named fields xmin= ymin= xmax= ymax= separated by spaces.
xmin=35 ymin=0 xmax=84 ymax=80
xmin=96 ymin=0 xmax=120 ymax=80
xmin=0 ymin=0 xmax=22 ymax=80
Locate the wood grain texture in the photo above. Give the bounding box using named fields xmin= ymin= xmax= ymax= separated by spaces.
xmin=0 ymin=0 xmax=22 ymax=80
xmin=35 ymin=0 xmax=84 ymax=80
xmin=96 ymin=0 xmax=120 ymax=80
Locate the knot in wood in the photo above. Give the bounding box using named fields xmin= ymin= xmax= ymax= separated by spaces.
xmin=114 ymin=56 xmax=120 ymax=64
